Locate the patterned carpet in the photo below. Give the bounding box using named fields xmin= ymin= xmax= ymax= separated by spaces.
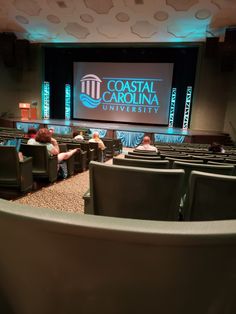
xmin=13 ymin=156 xmax=119 ymax=213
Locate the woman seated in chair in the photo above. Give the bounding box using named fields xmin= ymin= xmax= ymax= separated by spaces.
xmin=28 ymin=128 xmax=79 ymax=163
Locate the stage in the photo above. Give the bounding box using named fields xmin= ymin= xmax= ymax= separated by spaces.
xmin=0 ymin=118 xmax=230 ymax=146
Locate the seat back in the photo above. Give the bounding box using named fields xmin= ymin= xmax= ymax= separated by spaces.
xmin=67 ymin=143 xmax=87 ymax=172
xmin=103 ymin=139 xmax=115 ymax=157
xmin=20 ymin=144 xmax=58 ymax=182
xmin=173 ymin=161 xmax=234 ymax=197
xmin=113 ymin=157 xmax=169 ymax=169
xmin=184 ymin=171 xmax=236 ymax=221
xmin=131 ymin=150 xmax=158 ymax=156
xmin=89 ymin=161 xmax=184 ymax=221
xmin=20 ymin=143 xmax=49 ymax=172
xmin=0 ymin=198 xmax=236 ymax=314
xmin=89 ymin=142 xmax=99 ymax=161
xmin=0 ymin=146 xmax=20 ymax=186
xmin=124 ymin=154 xmax=161 ymax=160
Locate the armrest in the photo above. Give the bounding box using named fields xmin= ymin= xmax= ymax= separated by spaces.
xmin=19 ymin=157 xmax=33 ymax=192
xmin=48 ymin=155 xmax=58 ymax=183
xmin=83 ymin=189 xmax=93 ymax=214
xmin=65 ymin=154 xmax=75 ymax=177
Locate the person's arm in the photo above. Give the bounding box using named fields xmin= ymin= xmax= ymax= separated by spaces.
xmin=99 ymin=139 xmax=106 ymax=150
xmin=49 ymin=138 xmax=60 ymax=155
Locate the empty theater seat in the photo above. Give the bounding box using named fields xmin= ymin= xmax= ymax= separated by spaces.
xmin=0 ymin=198 xmax=236 ymax=314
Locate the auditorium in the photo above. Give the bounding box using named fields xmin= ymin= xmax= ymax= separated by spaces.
xmin=0 ymin=1 xmax=236 ymax=313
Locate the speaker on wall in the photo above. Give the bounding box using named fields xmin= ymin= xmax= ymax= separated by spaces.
xmin=205 ymin=37 xmax=219 ymax=58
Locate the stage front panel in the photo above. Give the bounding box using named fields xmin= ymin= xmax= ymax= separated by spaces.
xmin=73 ymin=62 xmax=173 ymax=125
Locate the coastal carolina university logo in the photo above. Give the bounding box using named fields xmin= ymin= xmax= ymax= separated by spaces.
xmin=79 ymin=74 xmax=102 ymax=109
xmin=79 ymin=73 xmax=161 ymax=114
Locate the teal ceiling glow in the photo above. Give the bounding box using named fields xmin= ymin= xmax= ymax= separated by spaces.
xmin=0 ymin=0 xmax=235 ymax=43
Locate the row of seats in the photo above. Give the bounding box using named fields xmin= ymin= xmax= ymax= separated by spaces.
xmin=0 ymin=197 xmax=235 ymax=313
xmin=124 ymin=150 xmax=236 ymax=172
xmin=84 ymin=161 xmax=236 ymax=221
xmin=0 ymin=144 xmax=88 ymax=195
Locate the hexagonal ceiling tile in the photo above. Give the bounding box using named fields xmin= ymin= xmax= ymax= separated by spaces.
xmin=97 ymin=23 xmax=122 ymax=38
xmin=195 ymin=9 xmax=211 ymax=20
xmin=47 ymin=15 xmax=61 ymax=24
xmin=154 ymin=11 xmax=169 ymax=21
xmin=167 ymin=21 xmax=195 ymax=38
xmin=166 ymin=0 xmax=199 ymax=11
xmin=15 ymin=15 xmax=29 ymax=24
xmin=13 ymin=0 xmax=41 ymax=16
xmin=116 ymin=12 xmax=130 ymax=22
xmin=84 ymin=0 xmax=113 ymax=14
xmin=131 ymin=21 xmax=157 ymax=38
xmin=80 ymin=14 xmax=94 ymax=23
xmin=65 ymin=22 xmax=90 ymax=39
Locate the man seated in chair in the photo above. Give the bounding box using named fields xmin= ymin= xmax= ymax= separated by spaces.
xmin=136 ymin=136 xmax=158 ymax=152
xmin=89 ymin=131 xmax=106 ymax=162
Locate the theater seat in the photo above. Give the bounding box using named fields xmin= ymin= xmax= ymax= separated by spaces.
xmin=0 ymin=146 xmax=33 ymax=193
xmin=84 ymin=161 xmax=184 ymax=221
xmin=113 ymin=157 xmax=169 ymax=169
xmin=184 ymin=171 xmax=236 ymax=221
xmin=0 ymin=198 xmax=236 ymax=314
xmin=20 ymin=144 xmax=58 ymax=183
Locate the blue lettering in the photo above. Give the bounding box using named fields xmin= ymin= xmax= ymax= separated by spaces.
xmin=107 ymin=80 xmax=115 ymax=91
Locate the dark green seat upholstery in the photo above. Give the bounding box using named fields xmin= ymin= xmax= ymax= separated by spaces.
xmin=67 ymin=143 xmax=87 ymax=172
xmin=113 ymin=157 xmax=169 ymax=169
xmin=84 ymin=161 xmax=184 ymax=221
xmin=20 ymin=143 xmax=58 ymax=183
xmin=172 ymin=161 xmax=234 ymax=199
xmin=124 ymin=154 xmax=161 ymax=160
xmin=184 ymin=171 xmax=236 ymax=221
xmin=80 ymin=142 xmax=95 ymax=166
xmin=0 ymin=146 xmax=33 ymax=192
xmin=0 ymin=198 xmax=236 ymax=314
xmin=131 ymin=150 xmax=158 ymax=156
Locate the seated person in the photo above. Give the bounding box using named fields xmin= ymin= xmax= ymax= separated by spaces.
xmin=136 ymin=136 xmax=158 ymax=152
xmin=28 ymin=128 xmax=79 ymax=163
xmin=26 ymin=127 xmax=37 ymax=144
xmin=89 ymin=131 xmax=105 ymax=151
xmin=73 ymin=131 xmax=84 ymax=141
xmin=208 ymin=142 xmax=225 ymax=153
xmin=48 ymin=127 xmax=55 ymax=135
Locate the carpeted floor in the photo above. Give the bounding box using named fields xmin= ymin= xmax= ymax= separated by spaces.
xmin=14 ymin=170 xmax=90 ymax=213
xmin=13 ymin=154 xmax=125 ymax=213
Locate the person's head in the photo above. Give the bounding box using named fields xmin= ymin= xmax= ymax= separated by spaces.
xmin=35 ymin=128 xmax=52 ymax=143
xmin=92 ymin=131 xmax=100 ymax=139
xmin=143 ymin=136 xmax=151 ymax=145
xmin=48 ymin=127 xmax=54 ymax=135
xmin=27 ymin=127 xmax=37 ymax=139
xmin=73 ymin=131 xmax=79 ymax=138
xmin=209 ymin=142 xmax=222 ymax=153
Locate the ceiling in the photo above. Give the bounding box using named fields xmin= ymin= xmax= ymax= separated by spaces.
xmin=0 ymin=0 xmax=236 ymax=43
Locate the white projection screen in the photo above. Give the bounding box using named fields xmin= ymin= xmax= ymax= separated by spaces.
xmin=73 ymin=62 xmax=174 ymax=125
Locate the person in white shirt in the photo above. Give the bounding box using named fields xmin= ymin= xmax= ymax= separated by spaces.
xmin=89 ymin=131 xmax=105 ymax=150
xmin=73 ymin=131 xmax=84 ymax=141
xmin=136 ymin=136 xmax=158 ymax=152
